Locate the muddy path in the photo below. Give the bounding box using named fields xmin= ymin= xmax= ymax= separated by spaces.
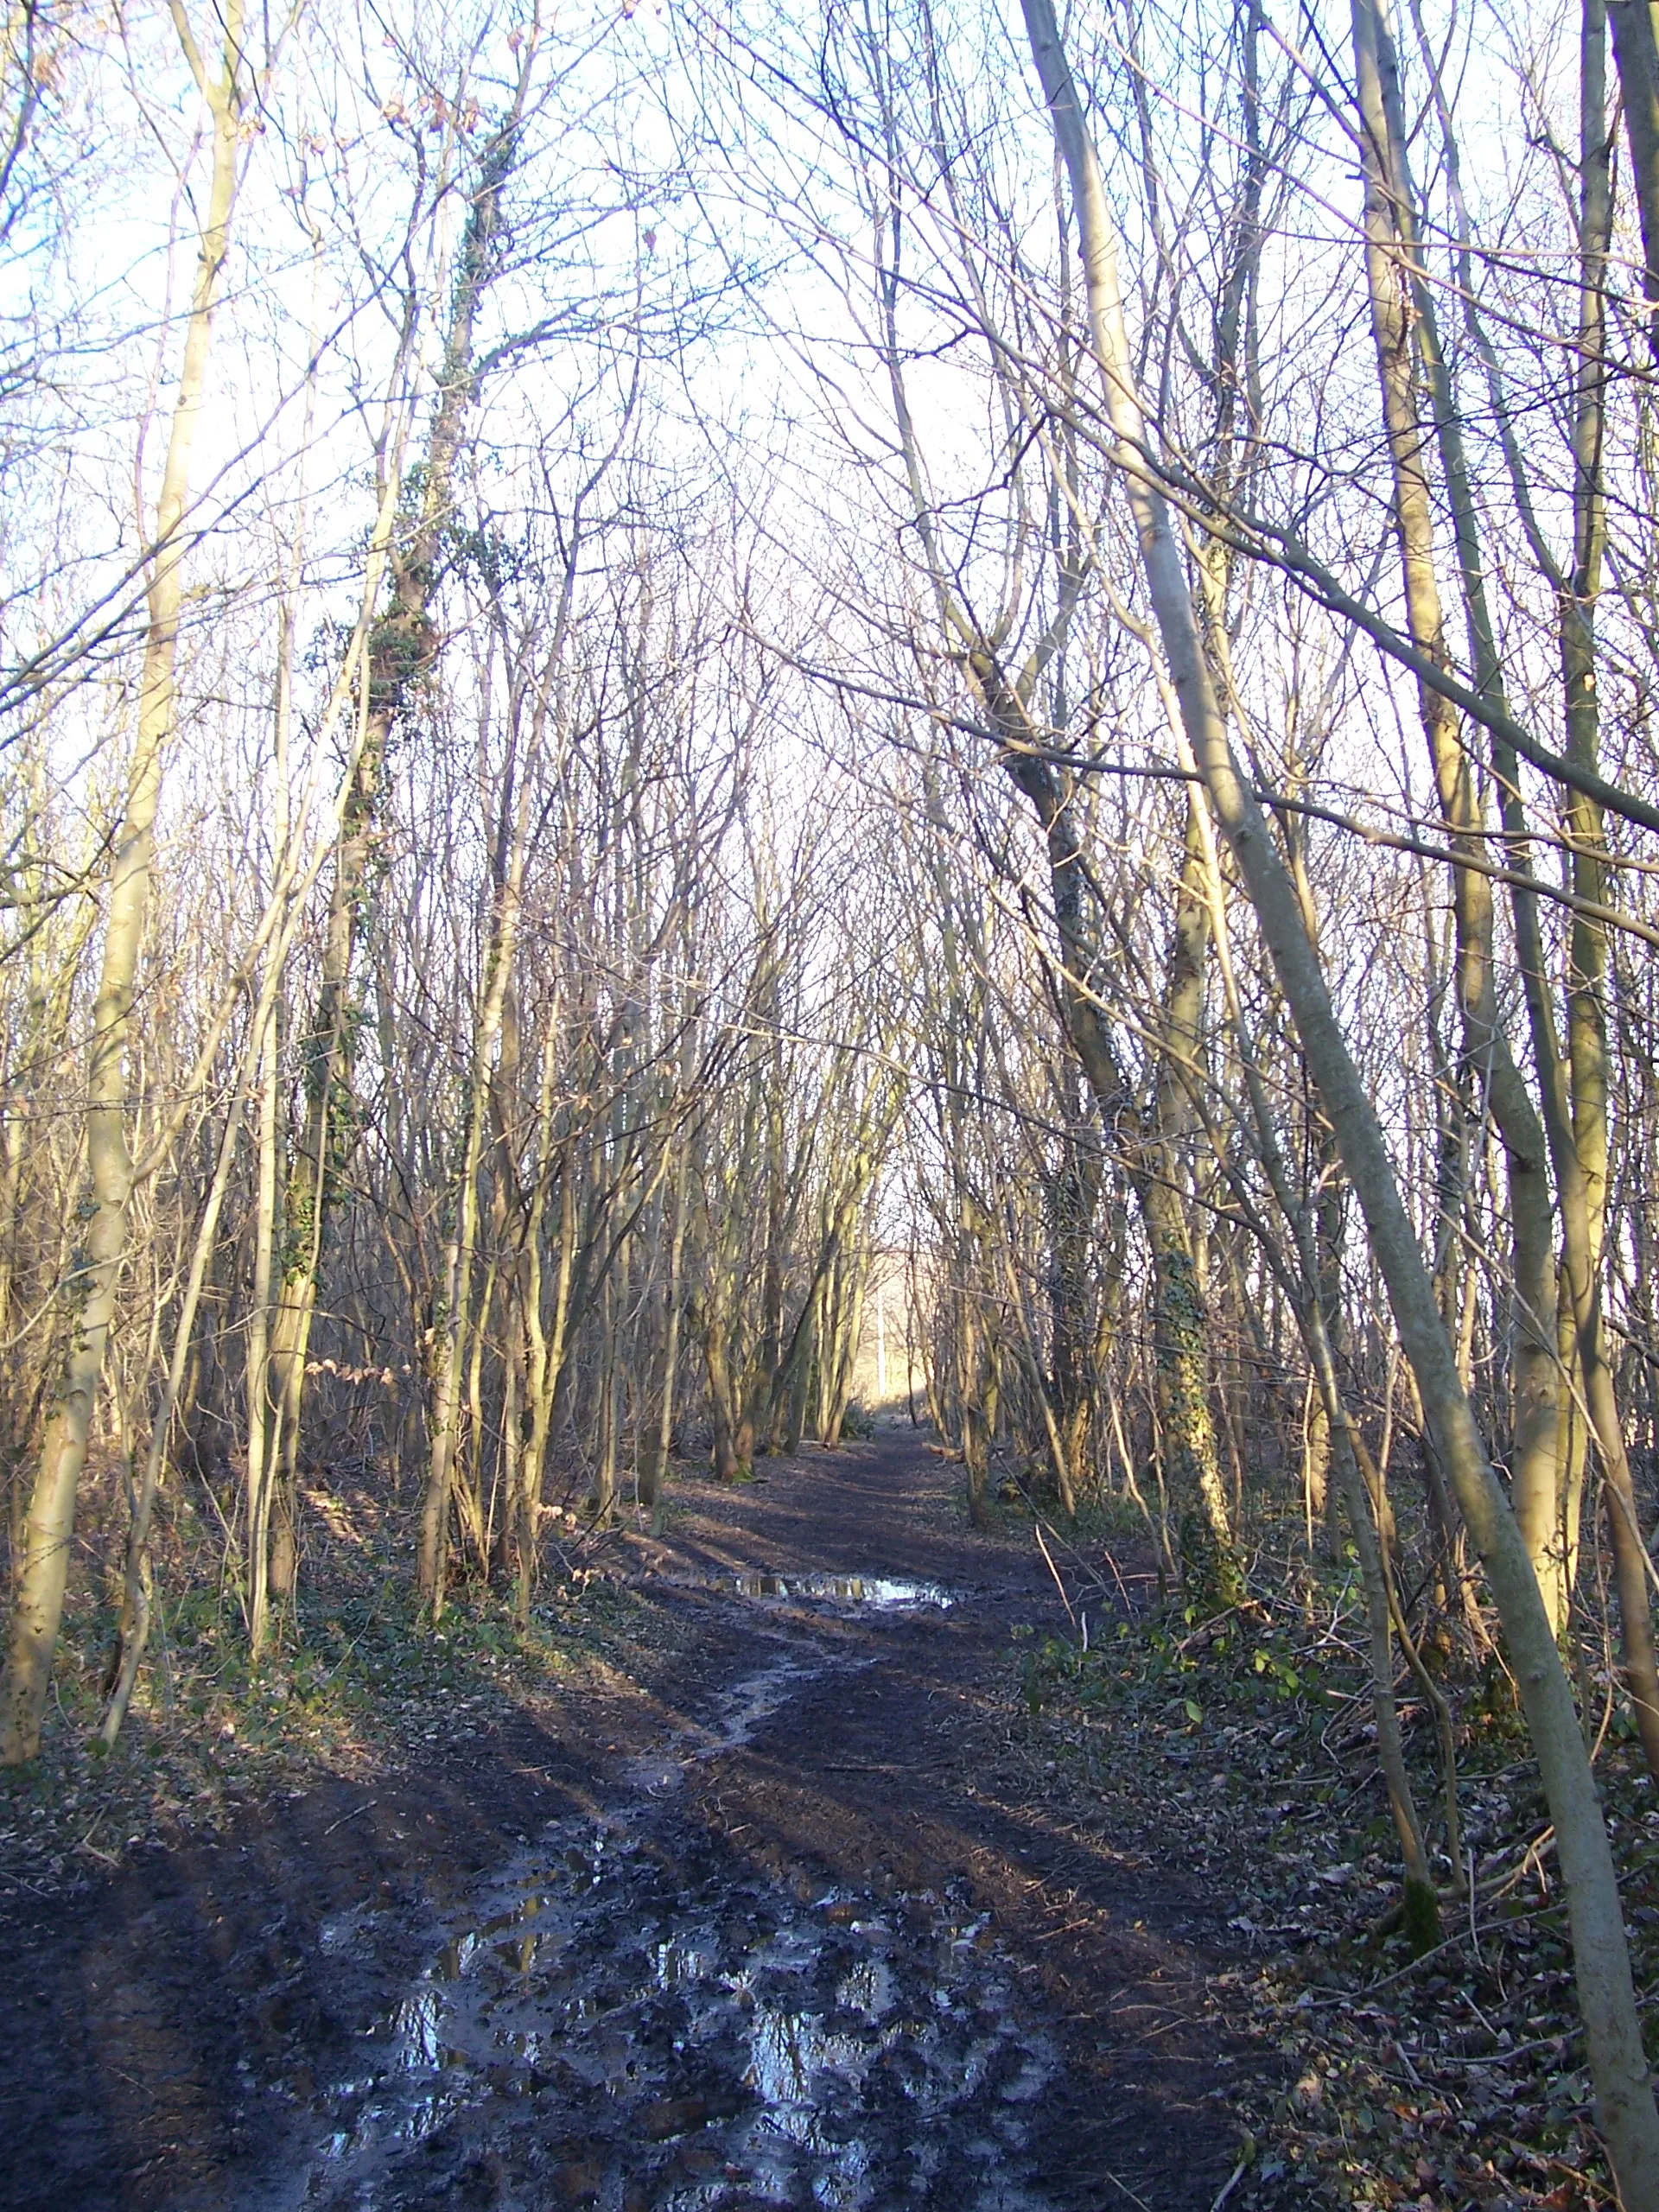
xmin=1 ymin=1431 xmax=1264 ymax=2212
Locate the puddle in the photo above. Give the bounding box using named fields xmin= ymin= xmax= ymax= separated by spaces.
xmin=724 ymin=1571 xmax=956 ymax=1611
xmin=624 ymin=1646 xmax=836 ymax=1796
xmin=281 ymin=1815 xmax=1058 ymax=2210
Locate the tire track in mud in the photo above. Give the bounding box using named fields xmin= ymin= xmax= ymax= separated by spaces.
xmin=265 ymin=1684 xmax=1070 ymax=2212
xmin=0 ymin=1434 xmax=1259 ymax=2212
xmin=628 ymin=1475 xmax=1254 ymax=2212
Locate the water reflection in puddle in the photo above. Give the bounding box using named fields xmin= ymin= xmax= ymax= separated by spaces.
xmin=623 ymin=1646 xmax=840 ymax=1799
xmin=291 ymin=1818 xmax=1058 ymax=2211
xmin=727 ymin=1571 xmax=956 ymax=1611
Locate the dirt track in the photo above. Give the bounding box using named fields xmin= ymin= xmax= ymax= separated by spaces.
xmin=1 ymin=1431 xmax=1266 ymax=2212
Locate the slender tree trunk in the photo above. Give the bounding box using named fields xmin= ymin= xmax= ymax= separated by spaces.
xmin=510 ymin=1039 xmax=557 ymax=1625
xmin=98 ymin=1049 xmax=256 ymax=1747
xmin=1145 ymin=810 xmax=1236 ymax=1589
xmin=820 ymin=1240 xmax=869 ymax=1447
xmin=1046 ymin=1089 xmax=1099 ymax=1514
xmin=1349 ymin=0 xmax=1561 ymax=1626
xmin=594 ymin=1269 xmax=620 ymax=1522
xmin=1320 ymin=1325 xmax=1439 ymax=1932
xmin=784 ymin=1292 xmax=817 ymax=1454
xmin=1404 ymin=0 xmax=1659 ymax=1758
xmin=962 ymin=1311 xmax=997 ymax=1532
xmin=1017 ymin=2 xmax=1659 ymax=2188
xmin=1607 ymin=0 xmax=1659 ymax=337
xmin=1188 ymin=769 xmax=1437 ymax=1923
xmin=416 ymin=785 xmax=529 ymax=1610
xmin=245 ymin=994 xmax=281 ymax=1660
xmin=0 ymin=2 xmax=245 ymax=1764
xmin=997 ymin=1225 xmax=1077 ymax=1515
xmin=642 ymin=1138 xmax=690 ymax=1530
xmin=516 ymin=1148 xmax=576 ymax=1627
xmin=1559 ymin=0 xmax=1630 ymax=1674
xmin=957 ymin=1224 xmax=993 ymax=1529
xmin=273 ymin=111 xmax=526 ymax=1560
xmin=1000 ymin=743 xmax=1237 ymax=1583
xmin=705 ymin=1291 xmax=744 ymax=1483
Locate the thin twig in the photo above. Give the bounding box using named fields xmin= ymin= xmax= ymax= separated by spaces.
xmin=1303 ymin=1928 xmax=1470 ymax=2004
xmin=1211 ymin=2157 xmax=1249 ymax=2212
xmin=1103 ymin=2169 xmax=1155 ymax=2212
xmin=1478 ymin=1825 xmax=1555 ymax=1904
xmin=1034 ymin=1523 xmax=1078 ymax=1633
xmin=1099 ymin=1544 xmax=1135 ymax=1613
xmin=322 ymin=1798 xmax=378 ymax=1836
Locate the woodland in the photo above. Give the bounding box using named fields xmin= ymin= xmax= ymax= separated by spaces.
xmin=6 ymin=0 xmax=1659 ymax=2202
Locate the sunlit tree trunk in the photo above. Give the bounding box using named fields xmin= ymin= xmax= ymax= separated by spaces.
xmin=1142 ymin=810 xmax=1236 ymax=1591
xmin=639 ymin=1134 xmax=690 ymax=1526
xmin=1606 ymin=0 xmax=1659 ymax=336
xmin=1000 ymin=732 xmax=1237 ymax=1583
xmin=1349 ymin=0 xmax=1560 ymax=1629
xmin=245 ymin=991 xmax=282 ymax=1659
xmin=417 ymin=756 xmax=531 ymax=1611
xmin=1192 ymin=785 xmax=1438 ymax=1928
xmin=1018 ymin=0 xmax=1659 ymax=2187
xmin=0 ymin=0 xmax=246 ymax=1764
xmin=97 ymin=1032 xmax=260 ymax=1747
xmin=1046 ymin=1066 xmax=1103 ymax=1511
xmin=272 ymin=105 xmax=526 ymax=1605
xmin=516 ymin=1147 xmax=576 ymax=1626
xmin=1398 ymin=0 xmax=1658 ymax=1757
xmin=702 ymin=1270 xmax=745 ymax=1484
xmin=1559 ymin=0 xmax=1618 ymax=1630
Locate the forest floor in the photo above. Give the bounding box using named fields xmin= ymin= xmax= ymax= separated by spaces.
xmin=0 ymin=1425 xmax=1637 ymax=2212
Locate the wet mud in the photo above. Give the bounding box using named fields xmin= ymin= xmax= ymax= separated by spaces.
xmin=0 ymin=1433 xmax=1263 ymax=2212
xmin=283 ymin=1809 xmax=1059 ymax=2212
xmin=690 ymin=1574 xmax=955 ymax=1612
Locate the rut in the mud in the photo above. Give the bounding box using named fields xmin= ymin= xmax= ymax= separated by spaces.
xmin=0 ymin=1434 xmax=1255 ymax=2212
xmin=288 ymin=1802 xmax=1060 ymax=2212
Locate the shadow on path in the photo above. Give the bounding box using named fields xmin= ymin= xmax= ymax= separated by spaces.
xmin=0 ymin=1429 xmax=1263 ymax=2212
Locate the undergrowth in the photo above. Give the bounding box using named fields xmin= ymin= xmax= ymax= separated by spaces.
xmin=1010 ymin=1548 xmax=1659 ymax=2212
xmin=0 ymin=1466 xmax=670 ymax=1902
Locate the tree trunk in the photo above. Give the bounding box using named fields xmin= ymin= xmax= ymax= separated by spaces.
xmin=999 ymin=741 xmax=1237 ymax=1585
xmin=1348 ymin=0 xmax=1562 ymax=1629
xmin=0 ymin=0 xmax=245 ymax=1764
xmin=1395 ymin=0 xmax=1659 ymax=1762
xmin=275 ymin=111 xmax=526 ymax=1575
xmin=1017 ymin=0 xmax=1659 ymax=2188
xmin=417 ymin=787 xmax=529 ymax=1610
xmin=641 ymin=1139 xmax=690 ymax=1529
xmin=1606 ymin=0 xmax=1659 ymax=336
xmin=244 ymin=989 xmax=281 ymax=1661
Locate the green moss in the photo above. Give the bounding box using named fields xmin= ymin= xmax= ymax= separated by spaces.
xmin=1179 ymin=1508 xmax=1246 ymax=1610
xmin=1403 ymin=1875 xmax=1440 ymax=1956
